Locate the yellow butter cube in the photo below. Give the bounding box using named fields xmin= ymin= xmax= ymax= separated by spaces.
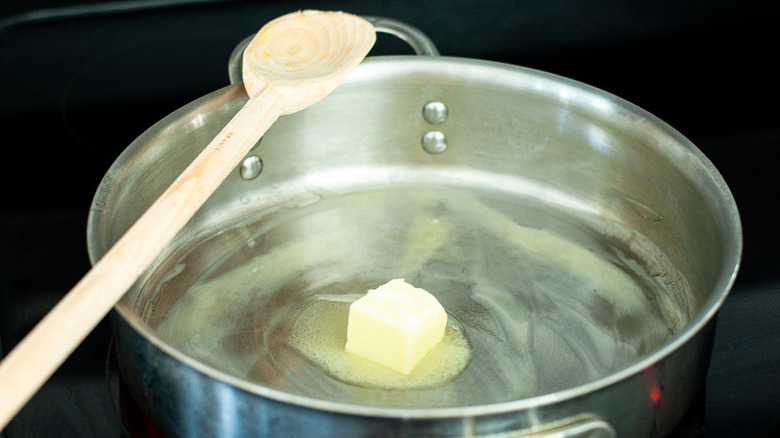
xmin=345 ymin=279 xmax=447 ymax=375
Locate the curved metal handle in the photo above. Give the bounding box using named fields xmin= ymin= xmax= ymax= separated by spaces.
xmin=228 ymin=16 xmax=439 ymax=84
xmin=479 ymin=415 xmax=616 ymax=438
xmin=362 ymin=16 xmax=440 ymax=57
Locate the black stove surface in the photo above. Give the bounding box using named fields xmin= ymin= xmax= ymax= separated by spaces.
xmin=2 ymin=1 xmax=779 ymax=437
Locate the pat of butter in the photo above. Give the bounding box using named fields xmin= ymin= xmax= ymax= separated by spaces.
xmin=345 ymin=279 xmax=447 ymax=375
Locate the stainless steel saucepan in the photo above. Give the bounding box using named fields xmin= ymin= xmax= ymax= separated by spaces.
xmin=87 ymin=17 xmax=741 ymax=437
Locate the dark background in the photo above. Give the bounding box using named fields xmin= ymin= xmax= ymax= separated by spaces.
xmin=1 ymin=1 xmax=778 ymax=436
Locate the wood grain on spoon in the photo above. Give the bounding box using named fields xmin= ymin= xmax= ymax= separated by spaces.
xmin=0 ymin=10 xmax=375 ymax=429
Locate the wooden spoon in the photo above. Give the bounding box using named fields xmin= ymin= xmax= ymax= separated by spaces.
xmin=0 ymin=10 xmax=375 ymax=429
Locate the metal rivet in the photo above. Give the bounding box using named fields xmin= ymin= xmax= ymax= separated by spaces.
xmin=422 ymin=101 xmax=448 ymax=125
xmin=240 ymin=155 xmax=263 ymax=180
xmin=422 ymin=131 xmax=447 ymax=154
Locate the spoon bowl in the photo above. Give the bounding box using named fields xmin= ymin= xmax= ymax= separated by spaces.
xmin=244 ymin=11 xmax=376 ymax=113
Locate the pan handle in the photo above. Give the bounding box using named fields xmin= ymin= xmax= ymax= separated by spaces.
xmin=477 ymin=414 xmax=616 ymax=438
xmin=228 ymin=16 xmax=440 ymax=84
xmin=362 ymin=16 xmax=440 ymax=57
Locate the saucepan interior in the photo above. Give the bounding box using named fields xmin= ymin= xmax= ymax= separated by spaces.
xmin=87 ymin=56 xmax=741 ymax=433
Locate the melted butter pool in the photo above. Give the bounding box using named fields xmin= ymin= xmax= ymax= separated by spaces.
xmin=291 ymin=296 xmax=471 ymax=389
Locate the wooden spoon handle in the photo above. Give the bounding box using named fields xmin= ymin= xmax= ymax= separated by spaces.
xmin=0 ymin=88 xmax=284 ymax=429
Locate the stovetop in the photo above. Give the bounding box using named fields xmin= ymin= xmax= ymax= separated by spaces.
xmin=1 ymin=1 xmax=778 ymax=437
